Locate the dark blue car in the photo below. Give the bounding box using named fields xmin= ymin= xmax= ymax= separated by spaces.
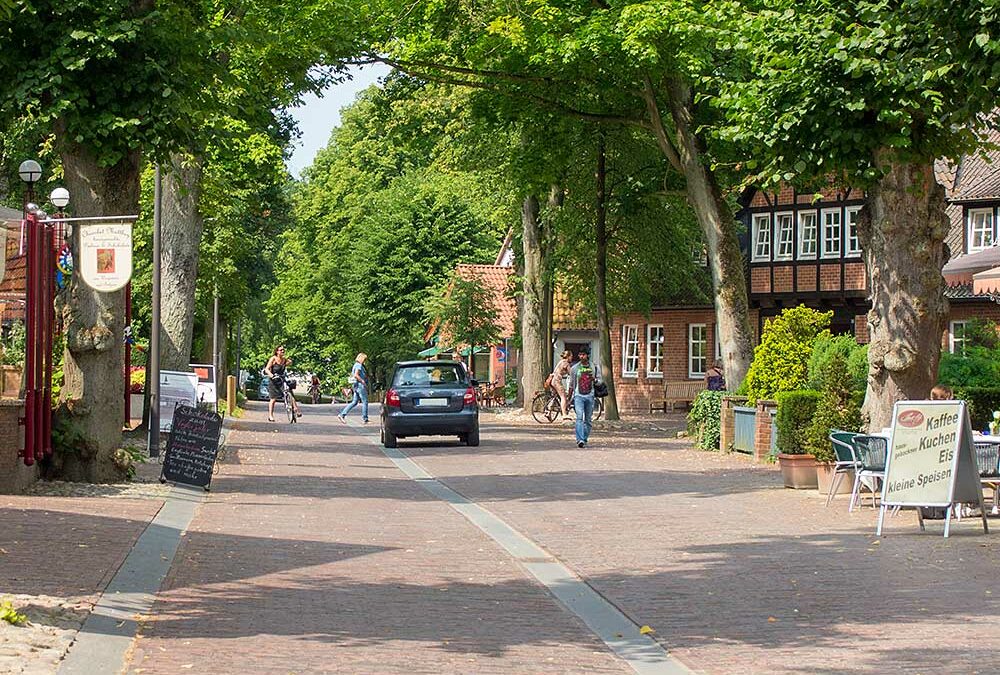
xmin=381 ymin=360 xmax=479 ymax=448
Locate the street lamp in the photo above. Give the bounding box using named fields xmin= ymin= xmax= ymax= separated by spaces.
xmin=18 ymin=160 xmax=42 ymax=215
xmin=49 ymin=187 xmax=69 ymax=209
xmin=49 ymin=187 xmax=71 ymax=245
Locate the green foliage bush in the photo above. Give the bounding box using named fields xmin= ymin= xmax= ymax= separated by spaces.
xmin=807 ymin=334 xmax=868 ymax=391
xmin=803 ymin=354 xmax=863 ymax=462
xmin=952 ymin=386 xmax=1000 ymax=431
xmin=1 ymin=321 xmax=25 ymax=368
xmin=775 ymin=390 xmax=822 ymax=455
xmin=938 ymin=319 xmax=1000 ymax=388
xmin=687 ymin=390 xmax=727 ymax=451
xmin=745 ymin=306 xmax=832 ymax=404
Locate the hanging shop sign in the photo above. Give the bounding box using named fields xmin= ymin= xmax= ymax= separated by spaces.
xmin=79 ymin=222 xmax=133 ymax=292
xmin=877 ymin=400 xmax=988 ymax=537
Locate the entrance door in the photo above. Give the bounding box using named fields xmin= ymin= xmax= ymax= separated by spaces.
xmin=564 ymin=342 xmax=590 ymax=364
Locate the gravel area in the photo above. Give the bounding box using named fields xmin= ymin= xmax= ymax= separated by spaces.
xmin=0 ymin=594 xmax=93 ymax=675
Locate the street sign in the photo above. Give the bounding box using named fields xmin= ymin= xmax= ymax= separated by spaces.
xmin=160 ymin=404 xmax=223 ymax=490
xmin=190 ymin=363 xmax=217 ymax=405
xmin=79 ymin=222 xmax=133 ymax=292
xmin=496 ymin=347 xmax=507 ymax=363
xmin=159 ymin=370 xmax=198 ymax=432
xmin=877 ymin=400 xmax=988 ymax=537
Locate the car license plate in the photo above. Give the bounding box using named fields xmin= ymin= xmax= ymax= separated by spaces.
xmin=417 ymin=398 xmax=448 ymax=407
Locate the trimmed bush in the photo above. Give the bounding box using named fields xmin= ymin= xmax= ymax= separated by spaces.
xmin=803 ymin=353 xmax=863 ymax=462
xmin=775 ymin=390 xmax=822 ymax=455
xmin=687 ymin=390 xmax=727 ymax=451
xmin=745 ymin=305 xmax=832 ymax=404
xmin=953 ymin=386 xmax=1000 ymax=431
xmin=808 ymin=334 xmax=868 ymax=391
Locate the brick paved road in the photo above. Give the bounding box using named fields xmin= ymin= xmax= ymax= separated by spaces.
xmin=128 ymin=402 xmax=1000 ymax=674
xmin=127 ymin=403 xmax=627 ymax=674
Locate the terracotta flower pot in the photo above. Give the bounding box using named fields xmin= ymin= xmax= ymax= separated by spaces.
xmin=777 ymin=453 xmax=820 ymax=489
xmin=815 ymin=461 xmax=853 ymax=496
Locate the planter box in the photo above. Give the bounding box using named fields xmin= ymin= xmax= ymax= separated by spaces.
xmin=816 ymin=462 xmax=854 ymax=496
xmin=2 ymin=365 xmax=21 ymax=399
xmin=777 ymin=453 xmax=820 ymax=489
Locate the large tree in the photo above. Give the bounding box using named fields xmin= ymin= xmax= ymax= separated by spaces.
xmin=710 ymin=0 xmax=1000 ymax=429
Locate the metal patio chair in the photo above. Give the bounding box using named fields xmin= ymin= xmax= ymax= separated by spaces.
xmin=827 ymin=430 xmax=860 ymax=507
xmin=974 ymin=441 xmax=1000 ymax=515
xmin=850 ymin=435 xmax=887 ymax=512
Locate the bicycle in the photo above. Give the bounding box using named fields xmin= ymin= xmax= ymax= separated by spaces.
xmin=273 ymin=376 xmax=298 ymax=424
xmin=531 ymin=387 xmax=604 ymax=424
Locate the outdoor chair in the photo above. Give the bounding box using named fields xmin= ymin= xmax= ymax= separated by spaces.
xmin=826 ymin=430 xmax=860 ymax=507
xmin=850 ymin=435 xmax=887 ymax=512
xmin=974 ymin=442 xmax=1000 ymax=515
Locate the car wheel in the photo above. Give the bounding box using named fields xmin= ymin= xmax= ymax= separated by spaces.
xmin=383 ymin=426 xmax=398 ymax=448
xmin=466 ymin=425 xmax=480 ymax=447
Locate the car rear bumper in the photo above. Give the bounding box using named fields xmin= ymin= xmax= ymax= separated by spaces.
xmin=383 ymin=408 xmax=478 ymax=436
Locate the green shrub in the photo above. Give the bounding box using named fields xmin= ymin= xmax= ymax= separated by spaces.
xmin=687 ymin=390 xmax=727 ymax=451
xmin=804 ymin=353 xmax=863 ymax=462
xmin=938 ymin=319 xmax=1000 ymax=388
xmin=808 ymin=334 xmax=868 ymax=391
xmin=775 ymin=390 xmax=822 ymax=454
xmin=745 ymin=305 xmax=832 ymax=404
xmin=952 ymin=386 xmax=1000 ymax=431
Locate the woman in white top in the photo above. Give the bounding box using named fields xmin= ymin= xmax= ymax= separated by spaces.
xmin=551 ymin=350 xmax=573 ymax=416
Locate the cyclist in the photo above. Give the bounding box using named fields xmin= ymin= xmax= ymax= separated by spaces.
xmin=263 ymin=346 xmax=302 ymax=422
xmin=309 ymin=375 xmax=322 ymax=404
xmin=550 ymin=349 xmax=573 ymax=416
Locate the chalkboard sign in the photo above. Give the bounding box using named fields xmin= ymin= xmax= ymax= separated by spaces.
xmin=160 ymin=405 xmax=223 ymax=490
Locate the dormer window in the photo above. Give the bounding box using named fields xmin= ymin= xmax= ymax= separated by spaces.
xmin=968 ymin=208 xmax=995 ymax=253
xmin=752 ymin=213 xmax=771 ymax=262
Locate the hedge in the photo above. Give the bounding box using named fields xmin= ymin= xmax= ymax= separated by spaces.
xmin=953 ymin=386 xmax=1000 ymax=431
xmin=775 ymin=390 xmax=822 ymax=455
xmin=687 ymin=391 xmax=727 ymax=451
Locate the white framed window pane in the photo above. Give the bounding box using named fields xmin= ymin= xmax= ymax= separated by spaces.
xmin=715 ymin=327 xmax=722 ymax=361
xmin=846 ymin=206 xmax=862 ymax=256
xmin=969 ymin=209 xmax=995 ymax=252
xmin=753 ymin=214 xmax=771 ymax=261
xmin=647 ymin=325 xmax=664 ymax=376
xmin=950 ymin=320 xmax=968 ymax=355
xmin=798 ymin=211 xmax=818 ymax=259
xmin=775 ymin=213 xmax=794 ymax=260
xmin=689 ymin=324 xmax=707 ymax=378
xmin=622 ymin=325 xmax=640 ymax=375
xmin=822 ymin=209 xmax=842 ymax=258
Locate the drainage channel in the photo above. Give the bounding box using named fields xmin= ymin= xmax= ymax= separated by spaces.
xmin=356 ymin=425 xmax=693 ymax=675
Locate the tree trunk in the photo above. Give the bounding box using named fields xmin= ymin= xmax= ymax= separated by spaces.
xmin=652 ymin=77 xmax=755 ymax=389
xmin=54 ymin=142 xmax=140 ymax=482
xmin=520 ymin=194 xmax=547 ymax=413
xmin=594 ymin=136 xmax=620 ymax=421
xmin=541 ymin=185 xmax=562 ymax=376
xmin=160 ymin=153 xmax=204 ymax=371
xmin=859 ymin=152 xmax=950 ymax=431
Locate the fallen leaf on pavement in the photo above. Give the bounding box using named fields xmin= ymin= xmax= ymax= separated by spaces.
xmin=639 ymin=625 xmax=655 ymax=635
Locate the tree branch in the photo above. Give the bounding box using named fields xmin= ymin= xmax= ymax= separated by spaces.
xmin=640 ymin=74 xmax=683 ymax=173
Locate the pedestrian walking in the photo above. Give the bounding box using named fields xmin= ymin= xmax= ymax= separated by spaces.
xmin=338 ymin=353 xmax=370 ymax=424
xmin=567 ymin=347 xmax=600 ymax=448
xmin=705 ymin=360 xmax=726 ymax=391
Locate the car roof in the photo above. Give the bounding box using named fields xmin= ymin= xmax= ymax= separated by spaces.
xmin=395 ymin=360 xmax=463 ymax=367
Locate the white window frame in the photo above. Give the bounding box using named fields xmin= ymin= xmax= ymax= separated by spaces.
xmin=968 ymin=208 xmax=995 ymax=253
xmin=950 ymin=320 xmax=969 ymax=355
xmin=821 ymin=207 xmax=842 ymax=259
xmin=646 ymin=325 xmax=664 ymax=378
xmin=715 ymin=326 xmax=722 ymax=361
xmin=689 ymin=324 xmax=708 ymax=379
xmin=774 ymin=211 xmax=795 ymax=261
xmin=798 ymin=210 xmax=818 ymax=260
xmin=622 ymin=324 xmax=640 ymax=377
xmin=752 ymin=213 xmax=772 ymax=262
xmin=845 ymin=205 xmax=862 ymax=258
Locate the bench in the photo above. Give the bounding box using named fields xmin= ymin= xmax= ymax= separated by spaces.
xmin=649 ymin=381 xmax=705 ymax=413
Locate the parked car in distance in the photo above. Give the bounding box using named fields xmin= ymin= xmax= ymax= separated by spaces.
xmin=381 ymin=360 xmax=479 ymax=448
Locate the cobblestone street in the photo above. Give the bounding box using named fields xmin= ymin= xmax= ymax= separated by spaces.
xmin=6 ymin=401 xmax=1000 ymax=673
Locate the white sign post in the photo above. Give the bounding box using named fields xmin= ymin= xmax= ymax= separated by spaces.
xmin=877 ymin=400 xmax=988 ymax=538
xmin=79 ymin=222 xmax=133 ymax=292
xmin=159 ymin=370 xmax=199 ymax=432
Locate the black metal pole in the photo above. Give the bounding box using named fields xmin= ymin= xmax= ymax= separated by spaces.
xmin=148 ymin=165 xmax=162 ymax=457
xmin=213 ymin=288 xmax=220 ymax=391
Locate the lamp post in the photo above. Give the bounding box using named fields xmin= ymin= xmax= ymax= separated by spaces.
xmin=18 ymin=160 xmax=41 ymax=216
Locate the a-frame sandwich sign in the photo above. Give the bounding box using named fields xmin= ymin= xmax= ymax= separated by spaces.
xmin=877 ymin=400 xmax=988 ymax=538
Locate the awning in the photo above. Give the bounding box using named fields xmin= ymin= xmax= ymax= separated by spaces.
xmin=973 ymin=266 xmax=1000 ymax=295
xmin=943 ymin=246 xmax=1000 ymax=285
xmin=417 ymin=346 xmax=440 ymax=358
xmin=459 ymin=345 xmax=490 ymax=357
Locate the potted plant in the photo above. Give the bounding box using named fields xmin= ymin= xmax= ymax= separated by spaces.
xmin=775 ymin=390 xmax=822 ymax=488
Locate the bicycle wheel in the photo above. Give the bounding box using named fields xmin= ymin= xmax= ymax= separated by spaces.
xmin=531 ymin=392 xmax=556 ymax=424
xmin=544 ymin=395 xmax=561 ymax=423
xmin=594 ymin=397 xmax=605 ymax=421
xmin=285 ymin=391 xmax=296 ymax=423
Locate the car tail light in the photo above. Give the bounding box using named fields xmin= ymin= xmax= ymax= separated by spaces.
xmin=463 ymin=387 xmax=476 ymax=406
xmin=386 ymin=388 xmax=401 ymax=407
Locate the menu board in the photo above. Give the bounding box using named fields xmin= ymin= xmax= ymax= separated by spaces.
xmin=161 ymin=405 xmax=223 ymax=489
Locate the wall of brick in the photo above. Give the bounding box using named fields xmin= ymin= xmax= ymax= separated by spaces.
xmin=854 ymin=314 xmax=870 ymax=343
xmin=844 ymin=262 xmax=866 ymax=291
xmin=750 ymin=268 xmax=770 ymax=294
xmin=796 ymin=266 xmax=817 ymax=292
xmin=754 ymin=400 xmax=778 ymax=462
xmin=819 ymin=264 xmax=841 ymax=291
xmin=773 ymin=266 xmax=793 ymax=293
xmin=611 ymin=308 xmax=759 ymax=413
xmin=0 ymin=400 xmax=36 ymax=494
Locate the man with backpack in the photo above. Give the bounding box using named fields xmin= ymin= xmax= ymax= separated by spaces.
xmin=568 ymin=347 xmax=601 ymax=448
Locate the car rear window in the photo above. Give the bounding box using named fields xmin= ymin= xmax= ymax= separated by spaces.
xmin=393 ymin=364 xmax=466 ymax=387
